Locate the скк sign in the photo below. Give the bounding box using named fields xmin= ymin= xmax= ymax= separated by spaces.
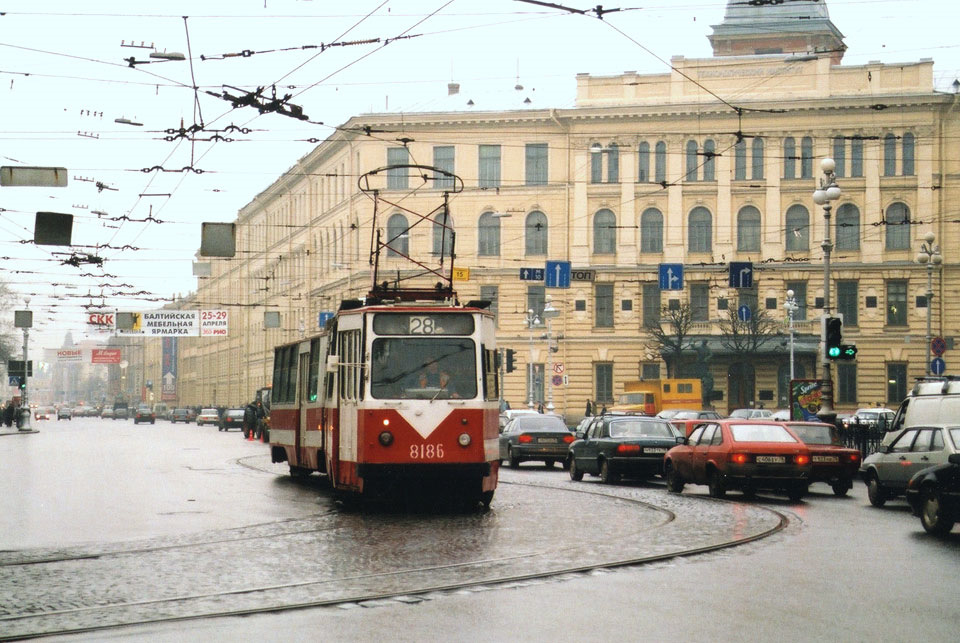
xmin=87 ymin=312 xmax=114 ymax=326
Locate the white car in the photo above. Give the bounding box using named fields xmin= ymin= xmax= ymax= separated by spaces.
xmin=196 ymin=408 xmax=220 ymax=426
xmin=728 ymin=408 xmax=773 ymax=419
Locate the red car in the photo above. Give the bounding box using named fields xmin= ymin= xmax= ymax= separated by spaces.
xmin=664 ymin=420 xmax=812 ymax=501
xmin=785 ymin=421 xmax=861 ymax=496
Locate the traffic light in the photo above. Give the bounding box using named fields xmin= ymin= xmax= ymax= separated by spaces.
xmin=505 ymin=348 xmax=516 ymax=373
xmin=825 ymin=316 xmax=843 ymax=359
xmin=838 ymin=344 xmax=858 ymax=360
xmin=19 ymin=378 xmax=26 ymax=391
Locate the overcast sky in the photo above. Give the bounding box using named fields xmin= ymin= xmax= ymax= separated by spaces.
xmin=1 ymin=0 xmax=958 ymax=352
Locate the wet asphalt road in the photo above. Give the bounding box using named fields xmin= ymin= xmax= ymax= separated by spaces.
xmin=2 ymin=418 xmax=959 ymax=641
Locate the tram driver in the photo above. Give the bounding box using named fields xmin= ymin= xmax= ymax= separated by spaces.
xmin=418 ymin=360 xmax=460 ymax=397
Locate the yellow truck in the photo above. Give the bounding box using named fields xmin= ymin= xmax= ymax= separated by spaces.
xmin=612 ymin=379 xmax=703 ymax=415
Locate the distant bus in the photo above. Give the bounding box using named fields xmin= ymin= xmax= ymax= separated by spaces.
xmin=612 ymin=379 xmax=702 ymax=415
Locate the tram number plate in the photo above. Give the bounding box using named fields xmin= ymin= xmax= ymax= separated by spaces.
xmin=756 ymin=455 xmax=785 ymax=464
xmin=410 ymin=444 xmax=445 ymax=459
xmin=812 ymin=455 xmax=839 ymax=463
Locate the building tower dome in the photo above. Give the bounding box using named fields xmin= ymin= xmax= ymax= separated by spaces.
xmin=709 ymin=0 xmax=846 ymax=63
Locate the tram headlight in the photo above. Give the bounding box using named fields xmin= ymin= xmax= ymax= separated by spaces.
xmin=458 ymin=433 xmax=471 ymax=447
xmin=378 ymin=430 xmax=394 ymax=447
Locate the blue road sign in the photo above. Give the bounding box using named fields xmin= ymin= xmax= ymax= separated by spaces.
xmin=8 ymin=376 xmax=21 ymax=387
xmin=318 ymin=312 xmax=335 ymax=327
xmin=737 ymin=305 xmax=752 ymax=322
xmin=545 ymin=261 xmax=571 ymax=288
xmin=729 ymin=262 xmax=754 ymax=289
xmin=519 ymin=267 xmax=545 ymax=281
xmin=931 ymin=357 xmax=946 ymax=375
xmin=658 ymin=263 xmax=684 ymax=291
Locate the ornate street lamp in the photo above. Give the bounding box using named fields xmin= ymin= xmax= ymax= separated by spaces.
xmin=916 ymin=232 xmax=942 ymax=375
xmin=813 ymin=158 xmax=841 ymax=420
xmin=784 ymin=289 xmax=798 ymax=381
xmin=526 ymin=308 xmax=542 ymax=409
xmin=541 ymin=296 xmax=560 ymax=412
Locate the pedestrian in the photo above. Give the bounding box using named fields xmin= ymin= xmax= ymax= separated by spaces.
xmin=2 ymin=402 xmax=12 ymax=427
xmin=585 ymin=400 xmax=593 ymax=417
xmin=243 ymin=401 xmax=257 ymax=439
xmin=537 ymin=401 xmax=544 ymax=414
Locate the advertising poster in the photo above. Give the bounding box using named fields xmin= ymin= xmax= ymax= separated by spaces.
xmin=791 ymin=379 xmax=823 ymax=420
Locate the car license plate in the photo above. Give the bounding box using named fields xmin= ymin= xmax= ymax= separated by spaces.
xmin=644 ymin=447 xmax=668 ymax=454
xmin=812 ymin=455 xmax=839 ymax=463
xmin=538 ymin=438 xmax=557 ymax=443
xmin=756 ymin=455 xmax=785 ymax=464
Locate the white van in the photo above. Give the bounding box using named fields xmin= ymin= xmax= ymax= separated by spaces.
xmin=883 ymin=378 xmax=960 ymax=446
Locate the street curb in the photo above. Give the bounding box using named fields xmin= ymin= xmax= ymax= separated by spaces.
xmin=0 ymin=429 xmax=39 ymax=436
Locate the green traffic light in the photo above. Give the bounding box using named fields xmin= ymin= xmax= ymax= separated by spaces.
xmin=828 ymin=346 xmax=841 ymax=358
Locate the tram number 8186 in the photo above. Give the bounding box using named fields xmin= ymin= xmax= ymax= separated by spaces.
xmin=410 ymin=443 xmax=445 ymax=459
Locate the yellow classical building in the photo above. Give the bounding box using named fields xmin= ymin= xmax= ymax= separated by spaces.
xmin=151 ymin=1 xmax=957 ymax=421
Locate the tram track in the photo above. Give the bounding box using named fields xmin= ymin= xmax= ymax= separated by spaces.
xmin=0 ymin=478 xmax=790 ymax=641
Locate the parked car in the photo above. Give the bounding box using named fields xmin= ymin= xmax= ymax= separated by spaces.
xmin=905 ymin=447 xmax=960 ymax=536
xmin=113 ymin=406 xmax=129 ymax=420
xmin=498 ymin=409 xmax=540 ymax=432
xmin=219 ymin=408 xmax=246 ymax=432
xmin=101 ymin=408 xmax=114 ymax=419
xmin=57 ymin=407 xmax=72 ymax=420
xmin=658 ymin=409 xmax=721 ymax=421
xmin=499 ymin=414 xmax=574 ymax=468
xmin=785 ymin=421 xmax=861 ymax=496
xmin=197 ymin=408 xmax=220 ymax=426
xmin=859 ymin=424 xmax=960 ymax=507
xmin=728 ymin=408 xmax=774 ymax=420
xmin=170 ymin=408 xmax=192 ymax=423
xmin=133 ymin=404 xmax=155 ymax=424
xmin=568 ymin=415 xmax=683 ymax=484
xmin=770 ymin=409 xmax=791 ymax=421
xmin=664 ymin=420 xmax=812 ymax=501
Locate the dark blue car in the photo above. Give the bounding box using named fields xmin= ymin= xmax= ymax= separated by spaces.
xmin=569 ymin=414 xmax=683 ymax=484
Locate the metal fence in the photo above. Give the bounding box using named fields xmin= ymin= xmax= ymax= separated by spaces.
xmin=837 ymin=421 xmax=886 ymax=458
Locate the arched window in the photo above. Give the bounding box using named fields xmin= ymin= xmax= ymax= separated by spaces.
xmin=783 ymin=137 xmax=796 ymax=179
xmin=734 ymin=139 xmax=746 ymax=180
xmin=902 ymin=132 xmax=915 ymax=176
xmin=751 ymin=138 xmax=764 ymax=180
xmin=432 ymin=211 xmax=454 ymax=256
xmin=385 ymin=213 xmax=409 ymax=258
xmin=785 ymin=204 xmax=810 ymax=252
xmin=640 ymin=208 xmax=663 ymax=253
xmin=800 ymin=137 xmax=814 ymax=178
xmin=593 ymin=209 xmax=616 ymax=254
xmin=638 ymin=142 xmax=650 ymax=182
xmin=590 ymin=143 xmax=603 ymax=183
xmin=703 ymin=139 xmax=716 ymax=181
xmin=884 ymin=133 xmax=897 ymax=176
xmin=885 ymin=202 xmax=911 ymax=250
xmin=688 ymin=207 xmax=712 ymax=253
xmin=654 ymin=141 xmax=667 ymax=183
xmin=737 ymin=206 xmax=761 ymax=252
xmin=835 ymin=203 xmax=860 ymax=251
xmin=607 ymin=143 xmax=619 ymax=183
xmin=525 ymin=211 xmax=548 ymax=256
xmin=477 ymin=211 xmax=500 ymax=256
xmin=686 ymin=140 xmax=699 ymax=181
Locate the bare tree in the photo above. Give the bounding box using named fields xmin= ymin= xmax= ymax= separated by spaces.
xmin=643 ymin=303 xmax=695 ymax=377
xmin=0 ymin=282 xmax=18 ymax=364
xmin=718 ymin=306 xmax=782 ymax=358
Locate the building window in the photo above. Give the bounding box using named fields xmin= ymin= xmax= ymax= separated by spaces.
xmin=883 ymin=133 xmax=897 ymax=176
xmin=432 ymin=212 xmax=453 ymax=256
xmin=703 ymin=139 xmax=716 ymax=181
xmin=433 ymin=146 xmax=454 ymax=189
xmin=800 ymin=137 xmax=813 ymax=179
xmin=751 ymin=138 xmax=764 ymax=180
xmin=833 ymin=136 xmax=846 ymax=178
xmin=885 ymin=202 xmax=911 ymax=250
xmin=785 ymin=204 xmax=810 ymax=252
xmin=686 ymin=140 xmax=699 ymax=181
xmin=480 ymin=285 xmax=498 ymax=324
xmin=528 ymin=363 xmax=544 ymax=406
xmin=835 ymin=203 xmax=860 ymax=251
xmin=851 ymin=138 xmax=864 ymax=177
xmin=902 ymin=133 xmax=915 ymax=176
xmin=691 ymin=283 xmax=709 ymax=322
xmin=887 ymin=363 xmax=907 ymax=405
xmin=785 ymin=281 xmax=808 ymax=321
xmin=654 ymin=141 xmax=667 ymax=184
xmin=525 ymin=211 xmax=548 ymax=256
xmin=783 ymin=137 xmax=796 ymax=179
xmin=477 ymin=211 xmax=500 ymax=256
xmin=642 ymin=283 xmax=660 ymax=328
xmin=386 ymin=213 xmax=409 ymax=257
xmin=737 ymin=206 xmax=761 ymax=252
xmin=607 ymin=143 xmax=619 ymax=183
xmin=689 ymin=207 xmax=712 ymax=253
xmin=591 ymin=143 xmax=619 ymax=183
xmin=387 ymin=147 xmax=409 ymax=189
xmin=640 ymin=208 xmax=663 ymax=253
xmin=478 ymin=144 xmax=501 ymax=188
xmin=837 ymin=280 xmax=858 ymax=326
xmin=638 ymin=142 xmax=650 ymax=182
xmin=595 ymin=283 xmax=614 ymax=328
xmin=641 ymin=363 xmax=661 ymax=380
xmin=527 ymin=285 xmax=545 ymax=319
xmin=837 ymin=363 xmax=857 ymax=404
xmin=734 ymin=139 xmax=746 ymax=180
xmin=593 ymin=209 xmax=616 ymax=254
xmin=525 ymin=143 xmax=548 ymax=186
xmin=886 ymin=280 xmax=908 ymax=326
xmin=595 ymin=363 xmax=614 ymax=404
xmin=590 ymin=143 xmax=602 ymax=183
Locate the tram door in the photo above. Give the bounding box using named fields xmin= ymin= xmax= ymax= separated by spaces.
xmin=297 ymin=340 xmax=312 ymax=446
xmin=336 ymin=317 xmax=363 ymax=487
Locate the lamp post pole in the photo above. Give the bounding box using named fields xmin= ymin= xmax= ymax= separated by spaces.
xmin=526 ymin=308 xmax=541 ymax=409
xmin=813 ymin=158 xmax=842 ymax=421
xmin=17 ymin=297 xmax=33 ymax=431
xmin=784 ymin=289 xmax=798 ymax=381
xmin=542 ymin=296 xmax=560 ymax=413
xmin=916 ymin=232 xmax=942 ymax=375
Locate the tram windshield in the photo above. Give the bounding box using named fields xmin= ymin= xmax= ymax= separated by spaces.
xmin=370 ymin=337 xmax=477 ymax=400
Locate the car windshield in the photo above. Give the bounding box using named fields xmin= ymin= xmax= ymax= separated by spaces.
xmin=609 ymin=419 xmax=677 ymax=438
xmin=730 ymin=423 xmax=797 ymax=443
xmin=619 ymin=393 xmax=650 ymax=405
xmin=858 ymin=411 xmax=879 ymax=420
xmin=514 ymin=416 xmax=567 ymax=432
xmin=787 ymin=423 xmax=838 ymax=445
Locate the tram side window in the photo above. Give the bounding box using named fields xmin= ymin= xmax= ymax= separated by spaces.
xmin=308 ymin=337 xmax=323 ymax=402
xmin=272 ymin=345 xmax=298 ymax=404
xmin=339 ymin=330 xmax=363 ymax=401
xmin=482 ymin=346 xmax=499 ymax=401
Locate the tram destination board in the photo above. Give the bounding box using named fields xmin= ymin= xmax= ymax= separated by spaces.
xmin=372 ymin=312 xmax=475 ymax=335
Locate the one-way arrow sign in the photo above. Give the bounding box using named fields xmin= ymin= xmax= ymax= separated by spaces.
xmin=729 ymin=261 xmax=754 ymax=289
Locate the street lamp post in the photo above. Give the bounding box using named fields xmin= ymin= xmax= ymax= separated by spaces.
xmin=16 ymin=297 xmax=33 ymax=431
xmin=526 ymin=308 xmax=541 ymax=409
xmin=541 ymin=296 xmax=560 ymax=413
xmin=916 ymin=231 xmax=942 ymax=375
xmin=784 ymin=289 xmax=798 ymax=381
xmin=812 ymin=157 xmax=842 ymax=420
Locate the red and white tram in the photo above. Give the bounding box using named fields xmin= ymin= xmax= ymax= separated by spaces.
xmin=268 ymin=296 xmax=500 ymax=507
